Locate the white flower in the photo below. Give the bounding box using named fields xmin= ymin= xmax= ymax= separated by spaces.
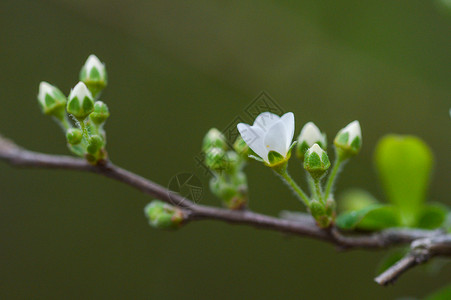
xmin=83 ymin=54 xmax=106 ymax=79
xmin=237 ymin=112 xmax=295 ymax=164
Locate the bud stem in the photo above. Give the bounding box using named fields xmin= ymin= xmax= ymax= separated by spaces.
xmin=278 ymin=170 xmax=310 ymax=207
xmin=78 ymin=119 xmax=90 ymax=140
xmin=324 ymin=153 xmax=346 ymax=202
xmin=313 ymin=178 xmax=323 ymax=204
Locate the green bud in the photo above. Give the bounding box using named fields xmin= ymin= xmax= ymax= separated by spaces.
xmin=144 ymin=200 xmax=184 ymax=230
xmin=304 ymin=144 xmax=331 ymax=180
xmin=309 ymin=200 xmax=331 ymax=228
xmin=205 ymin=147 xmax=228 ymax=171
xmin=37 ymin=82 xmax=67 ymax=117
xmin=87 ymin=135 xmax=103 ymax=155
xmin=334 ymin=120 xmax=362 ymax=159
xmin=296 ymin=122 xmax=327 ymax=160
xmin=233 ymin=136 xmax=252 ymax=159
xmin=79 ymin=54 xmax=107 ymax=98
xmin=202 ymin=128 xmax=227 ymax=151
xmin=209 ymin=173 xmax=248 ymax=210
xmin=67 ymin=82 xmax=95 ymax=120
xmin=66 ymin=128 xmax=83 ymax=145
xmin=325 ymin=197 xmax=336 ymax=217
xmin=89 ymin=101 xmax=110 ymax=125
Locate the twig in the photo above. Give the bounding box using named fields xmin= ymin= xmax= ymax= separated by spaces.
xmin=374 ymin=235 xmax=451 ymax=285
xmin=1 ymin=134 xmax=450 ymax=284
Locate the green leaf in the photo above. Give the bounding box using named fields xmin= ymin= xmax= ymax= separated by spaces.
xmin=425 ymin=284 xmax=451 ymax=300
xmin=336 ymin=204 xmax=384 ymax=229
xmin=374 ymin=135 xmax=433 ymax=227
xmin=337 ymin=204 xmax=401 ymax=230
xmin=416 ymin=203 xmax=449 ymax=229
xmin=357 ymin=205 xmax=400 ymax=230
xmin=339 ymin=189 xmax=378 ymax=212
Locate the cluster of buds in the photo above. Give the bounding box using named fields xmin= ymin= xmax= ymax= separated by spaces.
xmin=37 ymin=55 xmax=110 ymax=164
xmin=236 ymin=111 xmax=362 ymax=228
xmin=144 ymin=200 xmax=185 ymax=230
xmin=202 ymin=128 xmax=249 ymax=209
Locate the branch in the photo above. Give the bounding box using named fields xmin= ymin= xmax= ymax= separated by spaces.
xmin=1 ymin=134 xmax=450 ymax=284
xmin=374 ymin=235 xmax=451 ymax=285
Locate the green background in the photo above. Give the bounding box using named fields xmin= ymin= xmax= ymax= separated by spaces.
xmin=1 ymin=0 xmax=450 ymax=298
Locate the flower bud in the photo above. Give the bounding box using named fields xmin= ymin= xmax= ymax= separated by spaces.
xmin=202 ymin=128 xmax=227 ymax=151
xmin=334 ymin=120 xmax=362 ymax=159
xmin=37 ymin=82 xmax=67 ymax=117
xmin=309 ymin=200 xmax=331 ymax=228
xmin=79 ymin=54 xmax=107 ymax=97
xmin=205 ymin=147 xmax=228 ymax=171
xmin=296 ymin=122 xmax=327 ymax=160
xmin=304 ymin=144 xmax=330 ymax=180
xmin=144 ymin=200 xmax=184 ymax=230
xmin=89 ymin=101 xmax=110 ymax=125
xmin=87 ymin=135 xmax=104 ymax=155
xmin=233 ymin=136 xmax=253 ymax=160
xmin=66 ymin=128 xmax=83 ymax=145
xmin=67 ymin=82 xmax=95 ymax=119
xmin=209 ymin=172 xmax=248 ymax=210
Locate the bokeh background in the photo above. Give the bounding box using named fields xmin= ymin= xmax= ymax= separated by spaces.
xmin=1 ymin=0 xmax=451 ymax=299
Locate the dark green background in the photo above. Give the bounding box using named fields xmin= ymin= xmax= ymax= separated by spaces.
xmin=1 ymin=0 xmax=450 ymax=299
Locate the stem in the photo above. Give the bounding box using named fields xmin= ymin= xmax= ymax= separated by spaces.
xmin=279 ymin=170 xmax=310 ymax=207
xmin=78 ymin=119 xmax=89 ymax=140
xmin=324 ymin=155 xmax=344 ymax=201
xmin=313 ymin=178 xmax=323 ymax=204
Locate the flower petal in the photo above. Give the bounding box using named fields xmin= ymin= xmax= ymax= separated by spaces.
xmin=264 ymin=121 xmax=288 ymax=157
xmin=237 ymin=123 xmax=269 ymax=163
xmin=253 ymin=112 xmax=280 ymax=131
xmin=280 ymin=112 xmax=295 ymax=150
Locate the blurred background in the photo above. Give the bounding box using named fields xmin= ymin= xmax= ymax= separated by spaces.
xmin=1 ymin=0 xmax=451 ymax=298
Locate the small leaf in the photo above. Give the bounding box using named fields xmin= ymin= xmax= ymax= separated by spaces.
xmin=374 ymin=135 xmax=433 ymax=227
xmin=339 ymin=189 xmax=378 ymax=212
xmin=416 ymin=203 xmax=449 ymax=229
xmin=336 ymin=204 xmax=384 ymax=229
xmin=357 ymin=205 xmax=400 ymax=230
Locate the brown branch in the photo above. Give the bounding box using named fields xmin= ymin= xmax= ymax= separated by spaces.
xmin=374 ymin=235 xmax=451 ymax=285
xmin=1 ymin=134 xmax=450 ymax=284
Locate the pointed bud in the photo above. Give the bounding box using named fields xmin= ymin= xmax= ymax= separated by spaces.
xmin=79 ymin=54 xmax=107 ymax=97
xmin=296 ymin=122 xmax=327 ymax=160
xmin=304 ymin=144 xmax=331 ymax=179
xmin=202 ymin=128 xmax=227 ymax=151
xmin=144 ymin=200 xmax=185 ymax=230
xmin=205 ymin=147 xmax=228 ymax=171
xmin=233 ymin=136 xmax=252 ymax=160
xmin=209 ymin=172 xmax=248 ymax=210
xmin=334 ymin=120 xmax=362 ymax=158
xmin=37 ymin=82 xmax=67 ymax=117
xmin=86 ymin=135 xmax=104 ymax=155
xmin=89 ymin=101 xmax=110 ymax=125
xmin=67 ymin=82 xmax=95 ymax=119
xmin=309 ymin=200 xmax=331 ymax=228
xmin=66 ymin=128 xmax=83 ymax=145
